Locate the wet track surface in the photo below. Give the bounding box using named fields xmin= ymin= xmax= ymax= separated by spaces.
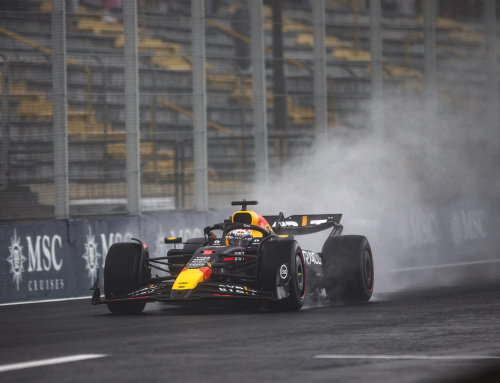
xmin=1 ymin=283 xmax=500 ymax=383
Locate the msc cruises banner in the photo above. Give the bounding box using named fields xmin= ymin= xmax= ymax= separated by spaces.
xmin=0 ymin=211 xmax=228 ymax=303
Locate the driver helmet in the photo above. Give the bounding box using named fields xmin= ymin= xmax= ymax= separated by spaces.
xmin=227 ymin=229 xmax=253 ymax=247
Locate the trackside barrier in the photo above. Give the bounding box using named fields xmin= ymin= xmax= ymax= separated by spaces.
xmin=0 ymin=211 xmax=232 ymax=303
xmin=346 ymin=199 xmax=500 ymax=291
xmin=1 ymin=200 xmax=500 ymax=303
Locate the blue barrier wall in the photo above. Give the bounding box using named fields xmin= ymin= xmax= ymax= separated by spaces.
xmin=0 ymin=211 xmax=229 ymax=303
xmin=1 ymin=201 xmax=499 ymax=303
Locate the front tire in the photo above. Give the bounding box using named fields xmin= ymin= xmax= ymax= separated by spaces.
xmin=321 ymin=235 xmax=373 ymax=303
xmin=104 ymin=242 xmax=150 ymax=314
xmin=260 ymin=239 xmax=306 ymax=311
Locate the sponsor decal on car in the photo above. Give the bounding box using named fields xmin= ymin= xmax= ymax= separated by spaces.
xmin=128 ymin=285 xmax=159 ymax=297
xmin=280 ymin=264 xmax=288 ymax=279
xmin=218 ymin=284 xmax=257 ymax=295
xmin=302 ymin=250 xmax=322 ymax=265
xmin=187 ymin=256 xmax=211 ymax=269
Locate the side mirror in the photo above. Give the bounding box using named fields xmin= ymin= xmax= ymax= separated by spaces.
xmin=165 ymin=237 xmax=183 ymax=249
xmin=164 ymin=237 xmax=183 ymax=244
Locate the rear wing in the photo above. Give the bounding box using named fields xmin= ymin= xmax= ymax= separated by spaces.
xmin=263 ymin=214 xmax=342 ymax=236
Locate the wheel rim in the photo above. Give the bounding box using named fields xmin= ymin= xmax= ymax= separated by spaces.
xmin=296 ymin=252 xmax=305 ymax=299
xmin=364 ymin=248 xmax=374 ymax=293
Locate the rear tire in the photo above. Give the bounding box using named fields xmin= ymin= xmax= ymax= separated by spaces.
xmin=104 ymin=242 xmax=150 ymax=314
xmin=260 ymin=239 xmax=306 ymax=311
xmin=321 ymin=235 xmax=373 ymax=304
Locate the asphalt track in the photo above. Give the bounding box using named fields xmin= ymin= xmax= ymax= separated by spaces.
xmin=1 ymin=283 xmax=500 ymax=383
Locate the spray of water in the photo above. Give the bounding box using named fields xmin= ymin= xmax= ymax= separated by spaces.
xmin=252 ymin=93 xmax=499 ymax=294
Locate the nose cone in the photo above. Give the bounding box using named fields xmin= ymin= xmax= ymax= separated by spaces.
xmin=171 ymin=267 xmax=211 ymax=299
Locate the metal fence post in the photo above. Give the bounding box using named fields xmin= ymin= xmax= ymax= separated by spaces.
xmin=484 ymin=0 xmax=499 ymax=163
xmin=52 ymin=0 xmax=69 ymax=219
xmin=272 ymin=0 xmax=287 ymax=136
xmin=250 ymin=0 xmax=269 ymax=184
xmin=192 ymin=0 xmax=208 ymax=211
xmin=124 ymin=0 xmax=141 ymax=215
xmin=313 ymin=0 xmax=328 ymax=142
xmin=369 ymin=0 xmax=384 ymax=138
xmin=424 ymin=0 xmax=437 ymax=117
xmin=0 ymin=58 xmax=9 ymax=192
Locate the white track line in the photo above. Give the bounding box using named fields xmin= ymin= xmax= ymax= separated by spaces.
xmin=0 ymin=296 xmax=91 ymax=307
xmin=0 ymin=354 xmax=107 ymax=373
xmin=315 ymin=355 xmax=500 ymax=360
xmin=385 ymin=259 xmax=500 ymax=273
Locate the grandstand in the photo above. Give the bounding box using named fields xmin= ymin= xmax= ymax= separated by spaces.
xmin=0 ymin=0 xmax=494 ymax=222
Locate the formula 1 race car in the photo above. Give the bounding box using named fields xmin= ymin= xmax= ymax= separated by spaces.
xmin=91 ymin=200 xmax=374 ymax=313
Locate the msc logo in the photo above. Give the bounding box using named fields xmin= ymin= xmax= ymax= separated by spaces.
xmin=5 ymin=230 xmax=64 ymax=291
xmin=7 ymin=230 xmax=27 ymax=290
xmin=450 ymin=210 xmax=487 ymax=245
xmin=82 ymin=227 xmax=102 ymax=284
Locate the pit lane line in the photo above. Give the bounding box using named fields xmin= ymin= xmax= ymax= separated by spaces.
xmin=315 ymin=355 xmax=500 ymax=360
xmin=0 ymin=354 xmax=107 ymax=373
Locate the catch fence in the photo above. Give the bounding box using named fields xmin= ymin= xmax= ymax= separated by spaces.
xmin=0 ymin=0 xmax=498 ymax=222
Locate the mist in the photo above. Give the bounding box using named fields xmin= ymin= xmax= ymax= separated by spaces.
xmin=252 ymin=93 xmax=500 ymax=295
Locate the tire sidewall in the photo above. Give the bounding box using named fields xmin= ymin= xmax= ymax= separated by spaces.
xmin=288 ymin=242 xmax=306 ymax=308
xmin=356 ymin=238 xmax=373 ymax=302
xmin=361 ymin=241 xmax=373 ymax=296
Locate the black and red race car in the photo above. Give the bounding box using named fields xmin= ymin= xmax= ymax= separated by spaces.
xmin=91 ymin=200 xmax=374 ymax=313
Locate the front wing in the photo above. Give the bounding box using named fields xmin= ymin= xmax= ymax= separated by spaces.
xmin=92 ymin=281 xmax=275 ymax=305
